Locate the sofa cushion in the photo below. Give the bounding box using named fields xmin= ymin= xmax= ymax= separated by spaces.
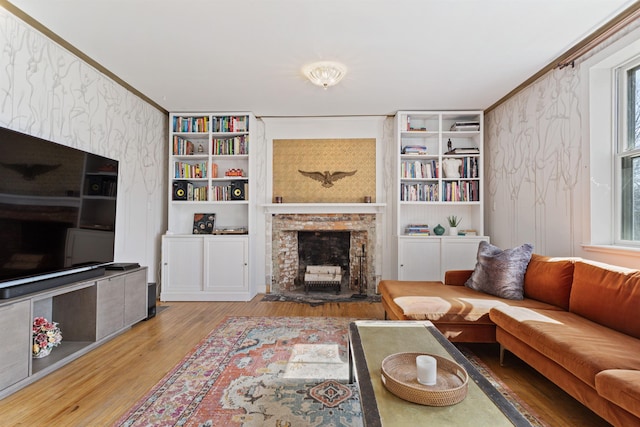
xmin=595 ymin=370 xmax=640 ymax=418
xmin=569 ymin=261 xmax=640 ymax=339
xmin=523 ymin=254 xmax=575 ymax=310
xmin=490 ymin=306 xmax=640 ymax=387
xmin=379 ymin=280 xmax=560 ymax=323
xmin=465 ymin=241 xmax=533 ymax=300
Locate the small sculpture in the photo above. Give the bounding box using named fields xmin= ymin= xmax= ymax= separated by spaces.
xmin=433 ymin=224 xmax=445 ymax=235
xmin=442 ymin=158 xmax=462 ymax=178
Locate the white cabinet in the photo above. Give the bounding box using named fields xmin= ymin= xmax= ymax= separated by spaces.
xmin=161 ymin=235 xmax=249 ymax=301
xmin=161 ymin=236 xmax=203 ymax=296
xmin=441 ymin=237 xmax=487 ymax=274
xmin=398 ymin=236 xmax=488 ymax=281
xmin=395 ymin=111 xmax=488 ymax=279
xmin=398 ymin=238 xmax=441 ymax=281
xmin=204 ymin=237 xmax=248 ymax=297
xmin=163 ymin=112 xmax=255 ymax=301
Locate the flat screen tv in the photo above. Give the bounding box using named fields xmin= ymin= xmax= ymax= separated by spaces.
xmin=0 ymin=126 xmax=118 ymax=299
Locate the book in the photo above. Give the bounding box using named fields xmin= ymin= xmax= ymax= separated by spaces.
xmin=402 ymin=145 xmax=428 ymax=155
xmin=445 ymin=147 xmax=479 ymax=155
xmin=450 ymin=121 xmax=480 ymax=131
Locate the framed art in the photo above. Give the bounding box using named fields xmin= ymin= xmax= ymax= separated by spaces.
xmin=193 ymin=213 xmax=216 ymax=234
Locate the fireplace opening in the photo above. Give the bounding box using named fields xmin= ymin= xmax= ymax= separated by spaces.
xmin=297 ymin=231 xmax=350 ymax=292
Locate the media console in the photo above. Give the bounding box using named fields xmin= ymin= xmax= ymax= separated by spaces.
xmin=0 ymin=266 xmax=148 ymax=399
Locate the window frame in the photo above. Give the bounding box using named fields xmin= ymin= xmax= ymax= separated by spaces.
xmin=615 ymin=57 xmax=640 ymax=245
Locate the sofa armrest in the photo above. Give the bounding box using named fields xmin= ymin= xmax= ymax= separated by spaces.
xmin=444 ymin=270 xmax=473 ymax=286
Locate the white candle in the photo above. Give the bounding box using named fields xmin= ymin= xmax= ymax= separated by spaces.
xmin=416 ymin=355 xmax=437 ymax=385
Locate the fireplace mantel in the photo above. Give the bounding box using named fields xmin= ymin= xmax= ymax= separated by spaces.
xmin=261 ymin=203 xmax=386 ymax=215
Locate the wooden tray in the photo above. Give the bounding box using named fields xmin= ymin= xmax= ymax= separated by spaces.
xmin=381 ymin=352 xmax=468 ymax=406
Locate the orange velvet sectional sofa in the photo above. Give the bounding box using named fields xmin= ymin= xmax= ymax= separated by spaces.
xmin=379 ymin=254 xmax=640 ymax=427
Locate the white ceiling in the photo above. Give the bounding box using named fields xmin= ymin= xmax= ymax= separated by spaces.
xmin=7 ymin=0 xmax=638 ymax=116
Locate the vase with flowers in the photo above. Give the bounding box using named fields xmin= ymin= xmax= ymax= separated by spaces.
xmin=32 ymin=317 xmax=62 ymax=358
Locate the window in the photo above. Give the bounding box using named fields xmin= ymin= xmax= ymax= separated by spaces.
xmin=617 ymin=59 xmax=640 ymax=243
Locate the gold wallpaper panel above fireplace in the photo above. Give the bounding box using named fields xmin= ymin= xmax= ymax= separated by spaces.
xmin=272 ymin=138 xmax=376 ymax=203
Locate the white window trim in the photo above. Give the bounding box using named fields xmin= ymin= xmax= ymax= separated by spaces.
xmin=582 ymin=24 xmax=640 ymax=256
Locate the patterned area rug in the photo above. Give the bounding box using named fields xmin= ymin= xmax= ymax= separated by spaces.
xmin=115 ymin=316 xmax=362 ymax=427
xmin=116 ymin=317 xmax=545 ymax=427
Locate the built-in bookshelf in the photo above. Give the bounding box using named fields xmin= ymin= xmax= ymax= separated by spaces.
xmin=395 ymin=111 xmax=488 ymax=281
xmin=163 ymin=112 xmax=255 ymax=302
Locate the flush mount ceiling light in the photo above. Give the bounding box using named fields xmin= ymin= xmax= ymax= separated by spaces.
xmin=302 ymin=61 xmax=347 ymax=89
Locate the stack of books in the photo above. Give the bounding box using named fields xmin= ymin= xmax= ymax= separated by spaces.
xmin=402 ymin=145 xmax=428 ymax=155
xmin=405 ymin=224 xmax=431 ymax=235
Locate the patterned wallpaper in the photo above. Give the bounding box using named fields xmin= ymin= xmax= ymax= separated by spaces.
xmin=0 ymin=8 xmax=166 ymax=281
xmin=485 ymin=17 xmax=640 ymax=262
xmin=272 ymin=139 xmax=376 ymax=203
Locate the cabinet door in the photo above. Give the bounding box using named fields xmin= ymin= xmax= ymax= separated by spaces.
xmin=124 ymin=268 xmax=148 ymax=325
xmin=203 ymin=237 xmax=248 ymax=292
xmin=398 ymin=238 xmax=440 ymax=281
xmin=0 ymin=300 xmax=30 ymax=390
xmin=96 ymin=275 xmax=125 ymax=340
xmin=162 ymin=236 xmax=204 ymax=294
xmin=441 ymin=237 xmax=487 ymax=279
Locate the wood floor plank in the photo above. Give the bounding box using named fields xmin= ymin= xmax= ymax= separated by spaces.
xmin=0 ymin=296 xmax=610 ymax=426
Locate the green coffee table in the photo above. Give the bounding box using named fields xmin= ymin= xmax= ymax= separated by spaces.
xmin=349 ymin=320 xmax=532 ymax=427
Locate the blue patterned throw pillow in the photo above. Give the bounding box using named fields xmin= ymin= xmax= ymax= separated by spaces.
xmin=464 ymin=241 xmax=534 ymax=300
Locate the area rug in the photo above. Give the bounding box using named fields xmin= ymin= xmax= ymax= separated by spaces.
xmin=115 ymin=316 xmax=361 ymax=427
xmin=262 ymin=292 xmax=381 ymax=306
xmin=116 ymin=316 xmax=545 ymax=427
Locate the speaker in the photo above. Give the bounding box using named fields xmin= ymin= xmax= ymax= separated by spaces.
xmin=230 ymin=181 xmax=245 ymax=200
xmin=146 ymin=282 xmax=157 ymax=320
xmin=88 ymin=177 xmax=103 ymax=195
xmin=173 ymin=181 xmax=188 ymax=200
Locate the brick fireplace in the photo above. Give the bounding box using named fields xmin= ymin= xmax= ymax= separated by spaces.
xmin=271 ymin=213 xmax=376 ymax=295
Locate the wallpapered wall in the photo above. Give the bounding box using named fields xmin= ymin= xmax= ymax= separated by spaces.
xmin=484 ymin=17 xmax=640 ymax=267
xmin=0 ymin=8 xmax=166 ymax=282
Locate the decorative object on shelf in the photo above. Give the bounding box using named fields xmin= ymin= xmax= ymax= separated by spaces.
xmin=433 ymin=224 xmax=445 ymax=236
xmin=447 ymin=216 xmax=462 ymax=236
xmin=442 ymin=158 xmax=462 ymax=178
xmin=193 ymin=213 xmax=216 ymax=234
xmin=364 ymin=196 xmax=372 ymax=203
xmin=298 ymin=169 xmax=357 ymax=188
xmin=32 ymin=316 xmax=62 ymax=358
xmin=274 ymin=196 xmax=283 ymax=203
xmin=301 ymin=61 xmax=347 ymax=89
xmin=230 ymin=180 xmax=246 ymax=200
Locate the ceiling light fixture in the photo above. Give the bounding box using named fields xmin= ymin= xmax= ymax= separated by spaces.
xmin=302 ymin=61 xmax=347 ymax=89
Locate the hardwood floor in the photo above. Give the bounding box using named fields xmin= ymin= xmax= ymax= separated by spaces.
xmin=0 ymin=295 xmax=611 ymax=426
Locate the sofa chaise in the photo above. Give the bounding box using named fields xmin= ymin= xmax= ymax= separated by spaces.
xmin=378 ymin=250 xmax=640 ymax=427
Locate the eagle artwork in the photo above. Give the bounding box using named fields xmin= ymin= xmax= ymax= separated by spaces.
xmin=298 ymin=170 xmax=357 ymax=188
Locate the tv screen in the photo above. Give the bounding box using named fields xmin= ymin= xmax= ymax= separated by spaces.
xmin=0 ymin=126 xmax=118 ymax=296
